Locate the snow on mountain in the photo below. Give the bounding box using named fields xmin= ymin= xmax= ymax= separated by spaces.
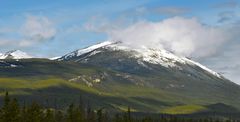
xmin=75 ymin=41 xmax=113 ymax=56
xmin=59 ymin=41 xmax=113 ymax=60
xmin=0 ymin=50 xmax=32 ymax=59
xmin=133 ymin=48 xmax=222 ymax=78
xmin=183 ymin=58 xmax=222 ymax=78
xmin=49 ymin=56 xmax=61 ymax=60
xmin=59 ymin=41 xmax=222 ymax=78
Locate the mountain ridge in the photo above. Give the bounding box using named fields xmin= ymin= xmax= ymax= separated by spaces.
xmin=0 ymin=41 xmax=239 ymax=113
xmin=58 ymin=41 xmax=223 ymax=79
xmin=0 ymin=41 xmax=228 ymax=80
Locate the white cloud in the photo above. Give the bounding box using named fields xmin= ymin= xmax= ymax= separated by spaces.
xmin=84 ymin=16 xmax=240 ymax=83
xmin=107 ymin=17 xmax=230 ymax=58
xmin=20 ymin=15 xmax=56 ymax=46
xmin=84 ymin=15 xmax=122 ymax=33
xmin=0 ymin=15 xmax=56 ymax=48
xmin=19 ymin=39 xmax=34 ymax=47
xmin=0 ymin=39 xmax=15 ymax=46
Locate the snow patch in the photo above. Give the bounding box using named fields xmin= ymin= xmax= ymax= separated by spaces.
xmin=59 ymin=41 xmax=113 ymax=60
xmin=49 ymin=56 xmax=61 ymax=60
xmin=76 ymin=41 xmax=112 ymax=56
xmin=183 ymin=58 xmax=222 ymax=78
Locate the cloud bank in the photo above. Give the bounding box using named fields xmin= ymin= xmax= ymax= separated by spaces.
xmin=0 ymin=15 xmax=56 ymax=48
xmin=218 ymin=11 xmax=236 ymax=23
xmin=105 ymin=17 xmax=230 ymax=58
xmin=20 ymin=15 xmax=56 ymax=47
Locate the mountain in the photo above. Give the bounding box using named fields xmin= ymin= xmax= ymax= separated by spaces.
xmin=58 ymin=41 xmax=222 ymax=78
xmin=55 ymin=41 xmax=240 ymax=112
xmin=0 ymin=41 xmax=239 ymax=115
xmin=0 ymin=50 xmax=32 ymax=59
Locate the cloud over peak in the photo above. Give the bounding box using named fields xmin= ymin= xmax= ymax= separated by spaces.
xmin=107 ymin=17 xmax=230 ymax=58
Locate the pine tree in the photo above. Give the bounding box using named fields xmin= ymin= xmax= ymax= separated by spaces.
xmin=66 ymin=103 xmax=74 ymax=122
xmin=102 ymin=111 xmax=109 ymax=122
xmin=142 ymin=116 xmax=153 ymax=122
xmin=20 ymin=100 xmax=27 ymax=122
xmin=126 ymin=106 xmax=132 ymax=122
xmin=113 ymin=113 xmax=122 ymax=122
xmin=8 ymin=98 xmax=20 ymax=122
xmin=3 ymin=92 xmax=10 ymax=106
xmin=97 ymin=108 xmax=103 ymax=122
xmin=55 ymin=110 xmax=64 ymax=122
xmin=44 ymin=109 xmax=55 ymax=122
xmin=0 ymin=93 xmax=238 ymax=122
xmin=73 ymin=106 xmax=83 ymax=122
xmin=25 ymin=102 xmax=43 ymax=122
xmin=78 ymin=96 xmax=85 ymax=122
xmin=86 ymin=104 xmax=95 ymax=122
xmin=2 ymin=92 xmax=11 ymax=122
xmin=0 ymin=109 xmax=2 ymax=122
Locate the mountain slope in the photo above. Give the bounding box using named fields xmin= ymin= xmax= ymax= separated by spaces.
xmin=0 ymin=59 xmax=240 ymax=113
xmin=0 ymin=41 xmax=239 ymax=114
xmin=56 ymin=41 xmax=240 ymax=111
xmin=0 ymin=50 xmax=32 ymax=59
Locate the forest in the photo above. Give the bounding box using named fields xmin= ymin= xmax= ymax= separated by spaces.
xmin=0 ymin=92 xmax=239 ymax=122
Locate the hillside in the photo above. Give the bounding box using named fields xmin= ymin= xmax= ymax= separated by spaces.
xmin=0 ymin=41 xmax=239 ymax=115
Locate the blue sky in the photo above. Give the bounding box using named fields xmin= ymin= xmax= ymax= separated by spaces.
xmin=0 ymin=0 xmax=240 ymax=83
xmin=0 ymin=0 xmax=238 ymax=56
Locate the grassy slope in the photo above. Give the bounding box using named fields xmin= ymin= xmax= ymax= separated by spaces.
xmin=162 ymin=105 xmax=207 ymax=114
xmin=70 ymin=49 xmax=240 ymax=110
xmin=0 ymin=59 xmax=239 ymax=114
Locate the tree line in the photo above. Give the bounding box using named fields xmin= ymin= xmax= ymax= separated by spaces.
xmin=0 ymin=92 xmax=238 ymax=122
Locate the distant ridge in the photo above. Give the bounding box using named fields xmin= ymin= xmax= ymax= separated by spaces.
xmin=0 ymin=50 xmax=32 ymax=59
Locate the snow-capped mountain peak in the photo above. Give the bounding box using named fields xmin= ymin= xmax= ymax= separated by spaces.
xmin=133 ymin=48 xmax=222 ymax=78
xmin=75 ymin=41 xmax=113 ymax=56
xmin=0 ymin=50 xmax=32 ymax=59
xmin=59 ymin=41 xmax=223 ymax=79
xmin=59 ymin=41 xmax=114 ymax=60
